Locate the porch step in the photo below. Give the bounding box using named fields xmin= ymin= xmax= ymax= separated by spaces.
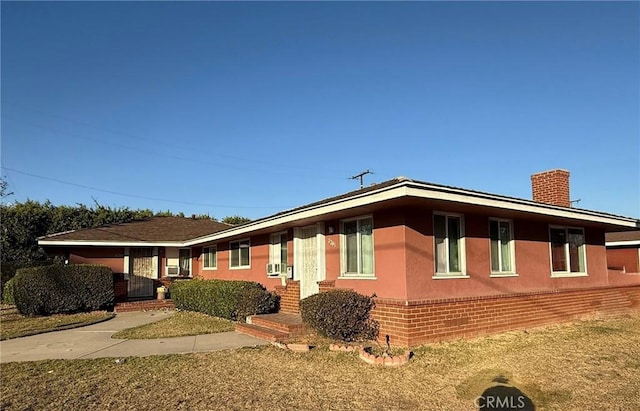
xmin=235 ymin=323 xmax=289 ymax=342
xmin=250 ymin=313 xmax=306 ymax=337
xmin=114 ymin=300 xmax=175 ymax=313
xmin=235 ymin=313 xmax=306 ymax=342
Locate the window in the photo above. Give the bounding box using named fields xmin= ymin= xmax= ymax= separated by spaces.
xmin=202 ymin=246 xmax=217 ymax=270
xmin=341 ymin=216 xmax=374 ymax=276
xmin=269 ymin=232 xmax=288 ymax=275
xmin=230 ymin=239 xmax=250 ymax=269
xmin=434 ymin=213 xmax=465 ymax=275
xmin=179 ymin=248 xmax=191 ymax=276
xmin=490 ymin=219 xmax=515 ymax=274
xmin=550 ymin=227 xmax=586 ymax=274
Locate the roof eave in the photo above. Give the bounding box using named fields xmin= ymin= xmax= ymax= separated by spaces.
xmin=185 ymin=181 xmax=638 ymax=246
xmin=38 ymin=240 xmax=186 ymax=247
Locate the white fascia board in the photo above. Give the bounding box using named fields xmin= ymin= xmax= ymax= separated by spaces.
xmin=186 ymin=181 xmax=638 ymax=246
xmin=606 ymin=240 xmax=640 ymax=247
xmin=37 ymin=240 xmax=186 ymax=248
xmin=404 ymin=185 xmax=639 ymax=227
xmin=185 ymin=185 xmax=410 ymax=246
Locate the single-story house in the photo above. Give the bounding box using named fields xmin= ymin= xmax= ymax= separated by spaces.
xmin=39 ymin=169 xmax=640 ymax=345
xmin=606 ymin=230 xmax=640 ymax=274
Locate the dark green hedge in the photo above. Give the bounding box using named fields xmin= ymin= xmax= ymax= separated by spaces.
xmin=13 ymin=264 xmax=114 ymax=315
xmin=171 ymin=279 xmax=279 ymax=321
xmin=300 ymin=289 xmax=379 ymax=342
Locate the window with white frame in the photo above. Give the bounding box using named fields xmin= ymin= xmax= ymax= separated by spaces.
xmin=230 ymin=239 xmax=250 ymax=269
xmin=179 ymin=248 xmax=192 ymax=276
xmin=202 ymin=246 xmax=217 ymax=270
xmin=550 ymin=227 xmax=586 ymax=274
xmin=341 ymin=216 xmax=374 ymax=276
xmin=434 ymin=213 xmax=465 ymax=275
xmin=268 ymin=232 xmax=288 ymax=275
xmin=489 ymin=219 xmax=515 ymax=274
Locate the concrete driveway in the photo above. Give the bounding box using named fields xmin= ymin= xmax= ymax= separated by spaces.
xmin=0 ymin=311 xmax=269 ymax=363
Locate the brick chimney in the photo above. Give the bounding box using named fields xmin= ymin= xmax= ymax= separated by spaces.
xmin=531 ymin=169 xmax=571 ymax=207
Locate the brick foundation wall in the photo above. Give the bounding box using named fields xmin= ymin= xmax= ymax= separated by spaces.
xmin=373 ymin=285 xmax=640 ymax=346
xmin=275 ymin=280 xmax=300 ymax=314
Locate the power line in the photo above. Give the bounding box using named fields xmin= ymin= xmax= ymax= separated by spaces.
xmin=2 ymin=166 xmax=289 ymax=209
xmin=3 ymin=102 xmax=355 ymax=176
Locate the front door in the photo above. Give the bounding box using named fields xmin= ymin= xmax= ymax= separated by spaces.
xmin=299 ymin=225 xmax=319 ymax=299
xmin=128 ymin=248 xmax=155 ymax=298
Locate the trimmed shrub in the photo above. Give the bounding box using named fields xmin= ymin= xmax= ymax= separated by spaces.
xmin=236 ymin=286 xmax=280 ymax=322
xmin=171 ymin=279 xmax=279 ymax=321
xmin=300 ymin=289 xmax=379 ymax=342
xmin=13 ymin=264 xmax=114 ymax=315
xmin=3 ymin=277 xmax=17 ymax=305
xmin=1 ymin=261 xmax=52 ymax=302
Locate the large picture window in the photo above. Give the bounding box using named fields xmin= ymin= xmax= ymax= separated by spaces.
xmin=341 ymin=217 xmax=374 ymax=276
xmin=202 ymin=246 xmax=217 ymax=270
xmin=490 ymin=219 xmax=515 ymax=274
xmin=550 ymin=227 xmax=586 ymax=274
xmin=230 ymin=239 xmax=250 ymax=269
xmin=434 ymin=213 xmax=465 ymax=275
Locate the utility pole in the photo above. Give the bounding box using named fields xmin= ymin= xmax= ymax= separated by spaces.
xmin=350 ymin=170 xmax=373 ymax=189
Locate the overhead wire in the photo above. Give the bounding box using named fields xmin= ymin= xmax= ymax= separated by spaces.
xmin=1 ymin=166 xmax=291 ymax=210
xmin=2 ymin=102 xmax=355 ymax=176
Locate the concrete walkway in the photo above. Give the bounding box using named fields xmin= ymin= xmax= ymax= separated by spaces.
xmin=0 ymin=311 xmax=269 ymax=363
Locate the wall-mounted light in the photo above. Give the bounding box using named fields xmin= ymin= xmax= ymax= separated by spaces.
xmin=327 ymin=226 xmax=335 ymax=234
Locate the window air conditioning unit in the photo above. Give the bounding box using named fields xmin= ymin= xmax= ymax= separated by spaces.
xmin=166 ymin=265 xmax=180 ymax=277
xmin=266 ymin=263 xmax=281 ymax=276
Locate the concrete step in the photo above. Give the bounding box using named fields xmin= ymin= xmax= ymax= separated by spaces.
xmin=235 ymin=323 xmax=289 ymax=342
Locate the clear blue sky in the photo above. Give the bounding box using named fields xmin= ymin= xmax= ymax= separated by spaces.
xmin=2 ymin=2 xmax=638 ymax=220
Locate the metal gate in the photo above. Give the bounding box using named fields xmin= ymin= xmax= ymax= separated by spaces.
xmin=128 ymin=248 xmax=155 ymax=298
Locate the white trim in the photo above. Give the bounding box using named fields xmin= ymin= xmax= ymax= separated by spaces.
xmin=38 ymin=179 xmax=638 ymax=249
xmin=229 ymin=238 xmax=251 ymax=270
xmin=489 ymin=218 xmax=517 ymax=275
xmin=316 ymin=222 xmax=326 ymax=283
xmin=433 ymin=212 xmax=466 ymax=277
xmin=550 ymin=272 xmax=589 ymax=278
xmin=490 ymin=273 xmax=519 ymax=278
xmin=268 ymin=231 xmax=288 ymax=276
xmin=184 ymin=181 xmax=637 ymax=247
xmin=293 ymin=227 xmax=302 ymax=281
xmin=548 ymin=225 xmax=588 ymax=276
xmin=337 ymin=276 xmax=378 ymax=280
xmin=152 ymin=247 xmax=159 ymax=279
xmin=432 ymin=275 xmax=470 ymax=280
xmin=123 ymin=247 xmax=130 ymax=275
xmin=340 ymin=215 xmax=375 ymax=277
xmin=606 ymin=240 xmax=640 ymax=247
xmin=202 ymin=245 xmax=218 ymax=270
xmin=38 ymin=240 xmax=185 ymax=247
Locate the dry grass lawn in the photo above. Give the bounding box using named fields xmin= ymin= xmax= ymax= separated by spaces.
xmin=111 ymin=311 xmax=234 ymax=339
xmin=2 ymin=312 xmax=639 ymax=410
xmin=0 ymin=309 xmax=114 ymax=340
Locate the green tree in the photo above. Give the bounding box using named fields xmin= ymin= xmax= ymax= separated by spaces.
xmin=0 ymin=178 xmax=13 ymax=199
xmin=221 ymin=215 xmax=252 ymax=225
xmin=0 ymin=200 xmax=154 ymax=266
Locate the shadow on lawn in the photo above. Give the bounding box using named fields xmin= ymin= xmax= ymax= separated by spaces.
xmin=477 ymin=376 xmax=535 ymax=410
